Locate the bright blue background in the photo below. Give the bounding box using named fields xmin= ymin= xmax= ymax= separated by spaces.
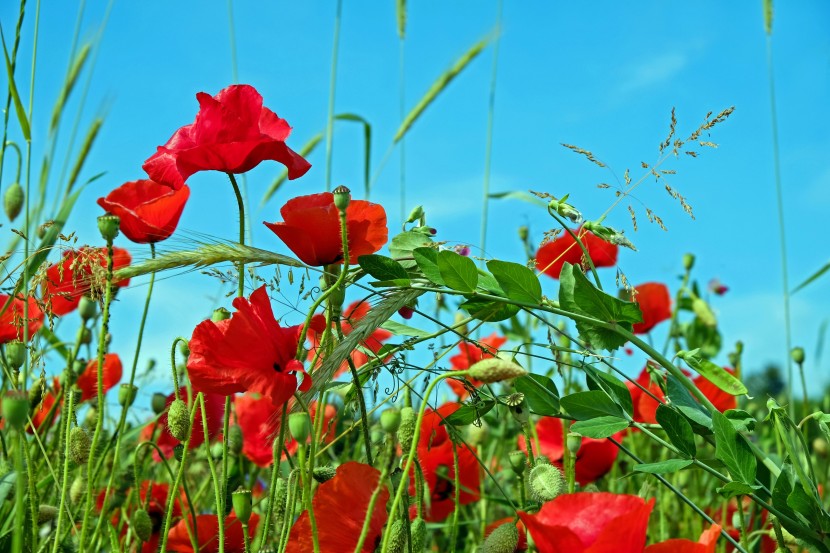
xmin=2 ymin=1 xmax=828 ymax=409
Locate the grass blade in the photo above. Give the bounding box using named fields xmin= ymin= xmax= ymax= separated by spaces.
xmin=66 ymin=117 xmax=103 ymax=193
xmin=791 ymin=261 xmax=830 ymax=294
xmin=0 ymin=24 xmax=31 ymax=141
xmin=335 ymin=113 xmax=371 ymax=197
xmin=49 ymin=43 xmax=91 ymax=133
xmin=260 ymin=132 xmax=323 ymax=207
xmin=396 ymin=0 xmax=406 ymax=39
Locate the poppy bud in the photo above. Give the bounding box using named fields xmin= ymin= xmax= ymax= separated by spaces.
xmin=4 ymin=182 xmax=24 ymax=222
xmin=5 ymin=341 xmax=27 ymax=371
xmin=151 ymin=393 xmax=168 ymax=415
xmin=682 ymin=253 xmax=695 ymax=271
xmin=211 ymin=307 xmax=231 ymax=322
xmin=118 ymin=383 xmax=138 ymax=407
xmin=273 ymin=477 xmax=288 ymax=518
xmin=566 ymin=432 xmax=582 ymax=455
xmin=386 ymin=519 xmax=407 ymax=553
xmin=232 ymin=487 xmax=253 ymax=524
xmin=518 ymin=225 xmax=529 ymax=242
xmin=332 ymin=185 xmax=351 ymax=211
xmin=508 ymin=451 xmax=527 ymax=475
xmin=132 ymin=508 xmax=153 ymax=542
xmin=69 ymin=427 xmax=91 ymax=465
xmin=397 ymin=407 xmax=416 ymax=451
xmin=28 ymin=377 xmax=45 ymax=408
xmin=78 ymin=296 xmax=98 ymax=321
xmin=380 ymin=408 xmax=401 ymax=434
xmin=313 ymin=465 xmax=337 ymax=483
xmin=288 ymin=413 xmax=310 ymax=443
xmin=480 ymin=522 xmax=519 ymax=553
xmin=467 ymin=358 xmax=527 ymax=384
xmin=70 ymin=476 xmax=86 ymax=505
xmin=404 ymin=205 xmax=424 ymax=225
xmin=528 ymin=463 xmax=564 ymax=503
xmin=2 ymin=390 xmax=28 ymax=429
xmin=791 ymin=347 xmax=805 ymax=365
xmin=37 ymin=504 xmax=58 ymax=524
xmin=228 ymin=424 xmax=243 ymax=455
xmin=178 ymin=341 xmax=190 ymax=358
xmin=410 ymin=517 xmax=427 ymax=552
xmin=167 ymin=399 xmax=190 ymax=441
xmin=97 ymin=214 xmax=120 ymax=242
xmin=79 ymin=327 xmax=92 ymax=345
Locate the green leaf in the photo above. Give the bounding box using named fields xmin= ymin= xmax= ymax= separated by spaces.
xmin=584 ymin=366 xmax=633 ymax=417
xmin=712 ymin=410 xmax=756 ymax=484
xmin=559 ymin=263 xmax=642 ymax=351
xmin=677 ymin=349 xmax=747 ymax=396
xmin=0 ymin=470 xmax=16 ymax=505
xmin=665 ymin=374 xmax=712 ymax=432
xmin=514 ymin=374 xmax=560 ymax=416
xmin=391 ymin=232 xmax=435 ymax=268
xmin=358 ymin=254 xmax=409 ymax=283
xmin=683 ymin=317 xmax=722 ymax=359
xmin=487 ymin=260 xmax=542 ymax=304
xmin=792 ymin=260 xmax=830 ymax=294
xmin=442 ymin=400 xmax=496 ymax=426
xmin=369 ymin=278 xmax=412 ymax=288
xmin=655 ymin=404 xmax=697 ymax=458
xmin=560 ymin=390 xmax=625 ymax=421
xmin=0 ymin=26 xmax=30 ymax=140
xmin=724 ymin=409 xmax=757 ymax=433
xmin=716 ymin=481 xmax=762 ymax=498
xmin=476 ymin=271 xmax=504 ymax=295
xmin=461 ymin=298 xmax=520 ymax=322
xmin=570 ymin=416 xmax=629 ymax=439
xmin=334 ymin=113 xmax=372 ymax=197
xmin=106 ymin=521 xmax=120 ymax=552
xmin=380 ymin=320 xmax=431 ymax=338
xmin=437 ymin=250 xmax=478 ymax=292
xmin=413 ymin=247 xmax=444 ymax=285
xmin=634 ymin=459 xmax=694 ymax=474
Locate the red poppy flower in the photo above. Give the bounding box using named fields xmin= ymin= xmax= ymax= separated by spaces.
xmin=644 ymin=524 xmax=721 ymax=553
xmin=625 ymin=367 xmax=665 ymax=424
xmin=97 ymin=180 xmax=190 ymax=243
xmin=535 ymin=229 xmax=618 ymax=279
xmin=693 ymin=368 xmax=738 ymax=412
xmin=518 ymin=417 xmax=620 ymax=485
xmin=42 ymin=247 xmax=132 ymax=316
xmin=631 ymin=283 xmax=672 ymax=334
xmin=233 ymin=394 xmax=337 ymax=467
xmin=187 ymin=286 xmax=310 ymax=406
xmin=142 ymin=387 xmax=225 ymax=459
xmin=0 ymin=294 xmax=43 ymax=343
xmin=447 ymin=333 xmax=508 ymax=399
xmin=286 ymin=462 xmax=388 ymax=553
xmin=307 ymin=300 xmax=393 ymax=378
xmin=417 ymin=403 xmax=461 ymax=450
xmin=519 ymin=492 xmax=654 ymax=553
xmin=142 ymin=84 xmax=310 ymax=189
xmin=166 ymin=514 xmax=258 ymax=553
xmin=485 ymin=518 xmax=528 ymax=552
xmin=75 ymin=353 xmax=123 ymax=402
xmin=264 ymin=192 xmax=388 ymax=266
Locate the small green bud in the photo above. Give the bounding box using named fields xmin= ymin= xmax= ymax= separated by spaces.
xmin=508 ymin=451 xmax=527 ymax=475
xmin=228 ymin=424 xmax=243 ymax=455
xmin=4 ymin=341 xmax=27 ymax=371
xmin=97 ymin=214 xmax=120 ymax=242
xmin=70 ymin=476 xmax=86 ymax=505
xmin=410 ymin=517 xmax=427 ymax=552
xmin=211 ymin=307 xmax=231 ymax=322
xmin=69 ymin=427 xmax=91 ymax=465
xmin=518 ymin=226 xmax=529 ymax=242
xmin=468 ymin=358 xmax=527 ymax=384
xmin=2 ymin=390 xmax=28 ymax=429
xmin=480 ymin=522 xmax=519 ymax=553
xmin=78 ymin=296 xmax=98 ymax=321
xmin=178 ymin=341 xmax=190 ymax=358
xmin=312 ymin=465 xmax=337 ymax=483
xmin=37 ymin=504 xmax=59 ymax=524
xmin=232 ymin=487 xmax=253 ymax=524
xmin=528 ymin=463 xmax=564 ymax=503
xmin=404 ymin=205 xmax=425 ymax=225
xmin=332 ymin=185 xmax=351 ymax=211
xmin=151 ymin=393 xmax=168 ymax=415
xmin=566 ymin=432 xmax=582 ymax=455
xmin=288 ymin=412 xmax=310 ymax=442
xmin=167 ymin=399 xmax=190 ymax=441
xmin=380 ymin=408 xmax=402 ymax=434
xmin=397 ymin=407 xmax=416 ymax=451
xmin=4 ymin=182 xmax=24 ymax=222
xmin=118 ymin=383 xmax=138 ymax=407
xmin=132 ymin=508 xmax=153 ymax=542
xmin=386 ymin=519 xmax=407 ymax=553
xmin=682 ymin=253 xmax=695 ymax=271
xmin=791 ymin=347 xmax=805 ymax=365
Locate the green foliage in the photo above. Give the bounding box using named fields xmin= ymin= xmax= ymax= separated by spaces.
xmin=513 ymin=373 xmax=560 ymax=416
xmin=560 ymin=390 xmax=626 ymax=420
xmin=487 ymin=260 xmax=542 ymax=304
xmin=437 ymin=250 xmax=478 ymax=292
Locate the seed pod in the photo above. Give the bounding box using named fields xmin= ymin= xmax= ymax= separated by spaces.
xmin=232 ymin=487 xmax=252 ymax=524
xmin=288 ymin=413 xmax=310 ymax=443
xmin=312 ymin=465 xmax=337 ymax=483
xmin=508 ymin=451 xmax=527 ymax=475
xmin=167 ymin=399 xmax=190 ymax=441
xmin=4 ymin=182 xmax=24 ymax=221
xmin=566 ymin=432 xmax=582 ymax=455
xmin=2 ymin=390 xmax=28 ymax=429
xmin=332 ymin=185 xmax=351 ymax=211
xmin=528 ymin=463 xmax=564 ymax=503
xmin=480 ymin=522 xmax=519 ymax=553
xmin=791 ymin=347 xmax=805 ymax=365
xmin=151 ymin=393 xmax=168 ymax=415
xmin=211 ymin=307 xmax=231 ymax=322
xmin=97 ymin=214 xmax=120 ymax=242
xmin=386 ymin=519 xmax=407 ymax=553
xmin=397 ymin=407 xmax=416 ymax=451
xmin=132 ymin=508 xmax=153 ymax=542
xmin=118 ymin=384 xmax=138 ymax=407
xmin=467 ymin=358 xmax=527 ymax=384
xmin=5 ymin=341 xmax=27 ymax=371
xmin=69 ymin=427 xmax=91 ymax=465
xmin=410 ymin=517 xmax=427 ymax=552
xmin=78 ymin=296 xmax=98 ymax=321
xmin=380 ymin=408 xmax=401 ymax=434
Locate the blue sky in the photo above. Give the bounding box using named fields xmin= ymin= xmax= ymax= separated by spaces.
xmin=2 ymin=1 xmax=829 ymax=409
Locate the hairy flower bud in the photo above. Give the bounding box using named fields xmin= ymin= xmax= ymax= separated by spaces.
xmin=508 ymin=450 xmax=527 ymax=475
xmin=467 ymin=358 xmax=527 ymax=384
xmin=232 ymin=487 xmax=253 ymax=524
xmin=228 ymin=424 xmax=244 ymax=455
xmin=332 ymin=185 xmax=351 ymax=211
xmin=132 ymin=508 xmax=153 ymax=542
xmin=167 ymin=399 xmax=190 ymax=441
xmin=410 ymin=517 xmax=427 ymax=552
xmin=118 ymin=383 xmax=138 ymax=407
xmin=528 ymin=463 xmax=564 ymax=503
xmin=312 ymin=465 xmax=337 ymax=483
xmin=70 ymin=476 xmax=86 ymax=505
xmin=380 ymin=408 xmax=401 ymax=434
xmin=480 ymin=522 xmax=520 ymax=553
xmin=386 ymin=519 xmax=407 ymax=553
xmin=397 ymin=407 xmax=416 ymax=451
xmin=69 ymin=427 xmax=91 ymax=465
xmin=4 ymin=182 xmax=24 ymax=222
xmin=97 ymin=214 xmax=120 ymax=242
xmin=37 ymin=504 xmax=59 ymax=524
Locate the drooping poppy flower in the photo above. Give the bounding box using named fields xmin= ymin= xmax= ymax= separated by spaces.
xmin=693 ymin=368 xmax=738 ymax=413
xmin=143 ymin=84 xmax=310 ymax=189
xmin=75 ymin=353 xmax=123 ymax=402
xmin=42 ymin=247 xmax=132 ymax=316
xmin=484 ymin=518 xmax=528 ymax=552
xmin=447 ymin=333 xmax=508 ymax=399
xmin=233 ymin=394 xmax=337 ymax=467
xmin=142 ymin=387 xmax=225 ymax=459
xmin=519 ymin=492 xmax=655 ymax=553
xmin=286 ymin=462 xmax=388 ymax=553
xmin=630 ymin=283 xmax=672 ymax=334
xmin=518 ymin=417 xmax=620 ymax=485
xmin=535 ymin=229 xmax=618 ymax=279
xmin=307 ymin=300 xmax=393 ymax=378
xmin=166 ymin=514 xmax=258 ymax=553
xmin=264 ymin=192 xmax=388 ymax=266
xmin=644 ymin=524 xmax=721 ymax=553
xmin=97 ymin=180 xmax=190 ymax=243
xmin=187 ymin=286 xmax=310 ymax=406
xmin=0 ymin=294 xmax=43 ymax=343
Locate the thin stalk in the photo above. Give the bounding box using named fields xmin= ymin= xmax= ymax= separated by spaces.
xmin=296 ymin=444 xmax=320 ymax=553
xmin=354 ymin=437 xmax=394 ymax=553
xmin=479 ymin=0 xmax=502 ymax=264
xmin=198 ymin=393 xmax=226 ymax=553
xmin=324 ymin=0 xmax=343 ymax=192
xmin=51 ymin=386 xmax=76 ymax=553
xmin=449 ymin=440 xmax=461 ymax=553
xmin=258 ymin=404 xmax=289 ymax=548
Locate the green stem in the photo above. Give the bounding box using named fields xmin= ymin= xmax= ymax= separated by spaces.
xmin=259 ymin=404 xmax=289 ymax=548
xmin=198 ymin=393 xmax=226 ymax=553
xmin=353 ymin=438 xmax=394 ymax=553
xmin=51 ymin=385 xmax=77 ymax=553
xmin=324 ymin=0 xmax=343 ymax=192
xmin=297 ymin=444 xmax=320 ymax=553
xmin=449 ymin=440 xmax=461 ymax=553
xmin=21 ymin=431 xmax=39 ymax=547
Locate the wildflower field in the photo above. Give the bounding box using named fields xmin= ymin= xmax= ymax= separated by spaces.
xmin=0 ymin=1 xmax=829 ymax=552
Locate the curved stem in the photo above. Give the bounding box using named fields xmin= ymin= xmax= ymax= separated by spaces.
xmin=354 ymin=437 xmax=393 ymax=553
xmin=198 ymin=392 xmax=226 ymax=553
xmin=259 ymin=404 xmax=289 ymax=548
